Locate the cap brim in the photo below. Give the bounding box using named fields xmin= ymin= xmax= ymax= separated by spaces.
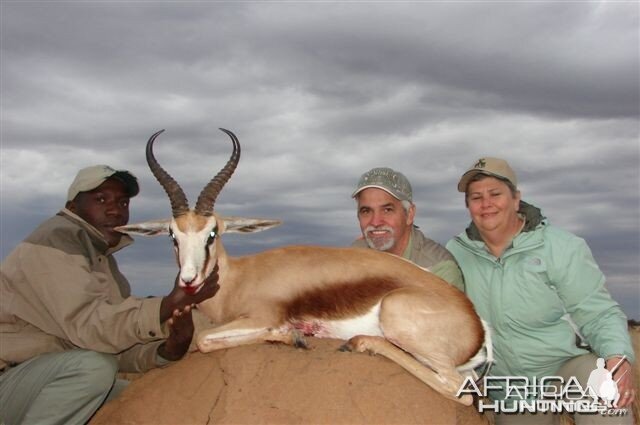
xmin=352 ymin=185 xmax=406 ymax=201
xmin=457 ymin=170 xmax=513 ymax=192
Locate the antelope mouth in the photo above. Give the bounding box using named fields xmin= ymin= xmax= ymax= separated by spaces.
xmin=182 ymin=285 xmax=200 ymax=295
xmin=179 ymin=278 xmax=205 ymax=295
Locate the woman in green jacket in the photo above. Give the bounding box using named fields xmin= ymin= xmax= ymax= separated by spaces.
xmin=446 ymin=157 xmax=635 ymax=425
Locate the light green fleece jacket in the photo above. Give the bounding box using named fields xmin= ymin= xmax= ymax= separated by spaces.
xmin=446 ymin=202 xmax=634 ymax=401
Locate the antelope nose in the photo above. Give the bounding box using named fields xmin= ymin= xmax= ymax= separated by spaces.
xmin=180 ymin=268 xmax=197 ymax=285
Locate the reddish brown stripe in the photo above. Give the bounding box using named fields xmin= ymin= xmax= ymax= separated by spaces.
xmin=284 ymin=277 xmax=401 ymax=320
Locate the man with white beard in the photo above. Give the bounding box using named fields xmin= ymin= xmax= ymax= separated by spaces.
xmin=351 ymin=167 xmax=464 ymax=291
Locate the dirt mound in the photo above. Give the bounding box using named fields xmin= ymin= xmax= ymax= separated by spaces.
xmin=91 ymin=338 xmax=488 ymax=425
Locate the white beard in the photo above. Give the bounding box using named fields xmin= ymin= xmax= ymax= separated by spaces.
xmin=364 ymin=225 xmax=395 ymax=252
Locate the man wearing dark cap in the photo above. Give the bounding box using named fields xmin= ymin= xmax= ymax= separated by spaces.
xmin=351 ymin=167 xmax=464 ymax=290
xmin=0 ymin=165 xmax=219 ymax=424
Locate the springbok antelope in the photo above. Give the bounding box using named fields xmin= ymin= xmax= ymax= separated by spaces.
xmin=116 ymin=128 xmax=491 ymax=406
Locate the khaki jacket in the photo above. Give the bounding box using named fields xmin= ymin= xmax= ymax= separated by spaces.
xmin=352 ymin=227 xmax=465 ymax=291
xmin=0 ymin=209 xmax=168 ymax=372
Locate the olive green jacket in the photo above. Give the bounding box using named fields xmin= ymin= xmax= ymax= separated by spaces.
xmin=352 ymin=227 xmax=465 ymax=291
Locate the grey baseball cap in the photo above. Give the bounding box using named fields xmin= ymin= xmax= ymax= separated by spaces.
xmin=352 ymin=167 xmax=413 ymax=202
xmin=67 ymin=165 xmax=139 ymax=201
xmin=457 ymin=157 xmax=517 ymax=192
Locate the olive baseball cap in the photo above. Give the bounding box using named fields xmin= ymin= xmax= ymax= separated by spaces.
xmin=352 ymin=167 xmax=413 ymax=202
xmin=67 ymin=165 xmax=139 ymax=201
xmin=457 ymin=157 xmax=517 ymax=192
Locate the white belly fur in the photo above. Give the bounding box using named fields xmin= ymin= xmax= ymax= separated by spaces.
xmin=293 ymin=301 xmax=383 ymax=340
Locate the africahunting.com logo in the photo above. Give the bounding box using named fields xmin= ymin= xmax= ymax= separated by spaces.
xmin=457 ymin=356 xmax=629 ymax=417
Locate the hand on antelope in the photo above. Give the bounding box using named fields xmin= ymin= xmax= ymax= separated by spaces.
xmin=157 ymin=305 xmax=196 ymax=361
xmin=160 ymin=263 xmax=220 ymax=323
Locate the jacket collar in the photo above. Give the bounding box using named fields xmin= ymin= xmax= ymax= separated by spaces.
xmin=465 ymin=201 xmax=545 ymax=242
xmin=58 ymin=208 xmax=134 ymax=255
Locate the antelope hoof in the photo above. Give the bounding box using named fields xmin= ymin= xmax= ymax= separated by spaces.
xmin=338 ymin=343 xmax=352 ymax=353
xmin=342 ymin=336 xmax=373 ymax=354
xmin=292 ymin=332 xmax=308 ymax=349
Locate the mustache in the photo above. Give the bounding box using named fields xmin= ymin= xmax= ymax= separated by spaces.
xmin=365 ymin=225 xmax=394 ymax=234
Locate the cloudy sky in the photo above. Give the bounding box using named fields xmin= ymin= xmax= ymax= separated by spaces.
xmin=1 ymin=1 xmax=638 ymax=319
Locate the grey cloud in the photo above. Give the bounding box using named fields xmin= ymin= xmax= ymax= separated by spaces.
xmin=1 ymin=1 xmax=638 ymax=318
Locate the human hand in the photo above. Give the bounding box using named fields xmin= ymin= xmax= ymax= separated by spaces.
xmin=606 ymin=356 xmax=636 ymax=408
xmin=160 ymin=264 xmax=220 ymax=323
xmin=157 ymin=305 xmax=195 ymax=361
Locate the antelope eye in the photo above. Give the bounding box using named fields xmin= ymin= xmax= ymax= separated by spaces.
xmin=206 ymin=230 xmax=216 ymax=246
xmin=168 ymin=229 xmax=178 ymax=247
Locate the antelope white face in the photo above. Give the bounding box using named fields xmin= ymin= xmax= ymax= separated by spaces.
xmin=116 ymin=213 xmax=281 ymax=294
xmin=170 ymin=212 xmax=220 ymax=294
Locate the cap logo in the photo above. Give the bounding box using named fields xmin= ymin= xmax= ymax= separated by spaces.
xmin=474 ymin=158 xmax=486 ymax=169
xmin=363 ymin=169 xmax=401 ymax=190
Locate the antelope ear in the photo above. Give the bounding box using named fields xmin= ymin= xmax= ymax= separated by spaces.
xmin=221 ymin=216 xmax=282 ymax=234
xmin=115 ymin=219 xmax=171 ymax=236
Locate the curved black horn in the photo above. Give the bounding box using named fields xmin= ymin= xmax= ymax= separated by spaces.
xmin=193 ymin=128 xmax=241 ymax=216
xmin=145 ymin=130 xmax=190 ymax=217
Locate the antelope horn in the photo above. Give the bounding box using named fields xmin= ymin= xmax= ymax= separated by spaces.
xmin=194 ymin=128 xmax=241 ymax=216
xmin=146 ymin=129 xmax=190 ymax=217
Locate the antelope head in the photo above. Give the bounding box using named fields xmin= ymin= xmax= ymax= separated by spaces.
xmin=116 ymin=128 xmax=281 ymax=294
